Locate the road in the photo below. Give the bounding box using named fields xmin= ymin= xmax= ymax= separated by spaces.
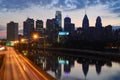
xmin=0 ymin=47 xmax=55 ymax=80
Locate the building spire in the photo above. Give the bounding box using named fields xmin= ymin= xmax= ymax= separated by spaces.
xmin=85 ymin=8 xmax=86 ymax=15
xmin=95 ymin=16 xmax=102 ymax=28
xmin=85 ymin=10 xmax=86 ymax=15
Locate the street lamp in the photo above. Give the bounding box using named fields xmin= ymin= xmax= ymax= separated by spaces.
xmin=32 ymin=33 xmax=46 ymax=68
xmin=32 ymin=33 xmax=45 ymax=53
xmin=21 ymin=39 xmax=25 ymax=43
xmin=33 ymin=33 xmax=39 ymax=40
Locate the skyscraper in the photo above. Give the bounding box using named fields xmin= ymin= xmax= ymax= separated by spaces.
xmin=46 ymin=19 xmax=54 ymax=43
xmin=55 ymin=11 xmax=62 ymax=27
xmin=36 ymin=20 xmax=43 ymax=29
xmin=46 ymin=19 xmax=53 ymax=30
xmin=64 ymin=16 xmax=75 ymax=33
xmin=36 ymin=20 xmax=44 ymax=35
xmin=64 ymin=16 xmax=71 ymax=31
xmin=95 ymin=16 xmax=102 ymax=28
xmin=69 ymin=23 xmax=75 ymax=33
xmin=46 ymin=18 xmax=61 ymax=43
xmin=82 ymin=14 xmax=89 ymax=29
xmin=23 ymin=18 xmax=34 ymax=39
xmin=7 ymin=21 xmax=18 ymax=41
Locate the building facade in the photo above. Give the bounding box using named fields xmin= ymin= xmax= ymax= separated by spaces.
xmin=95 ymin=16 xmax=102 ymax=28
xmin=64 ymin=16 xmax=75 ymax=33
xmin=64 ymin=16 xmax=71 ymax=31
xmin=82 ymin=14 xmax=89 ymax=30
xmin=46 ymin=18 xmax=61 ymax=43
xmin=36 ymin=20 xmax=44 ymax=35
xmin=23 ymin=18 xmax=35 ymax=39
xmin=55 ymin=11 xmax=62 ymax=28
xmin=7 ymin=21 xmax=18 ymax=41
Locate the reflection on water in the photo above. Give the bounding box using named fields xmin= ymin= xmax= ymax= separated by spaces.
xmin=26 ymin=50 xmax=120 ymax=80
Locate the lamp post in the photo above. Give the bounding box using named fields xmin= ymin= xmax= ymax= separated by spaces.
xmin=21 ymin=39 xmax=25 ymax=43
xmin=32 ymin=33 xmax=46 ymax=66
xmin=33 ymin=34 xmax=39 ymax=40
xmin=32 ymin=33 xmax=45 ymax=53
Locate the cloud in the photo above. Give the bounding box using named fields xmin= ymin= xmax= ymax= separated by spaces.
xmin=50 ymin=0 xmax=59 ymax=6
xmin=0 ymin=0 xmax=119 ymax=13
xmin=0 ymin=25 xmax=6 ymax=30
xmin=105 ymin=0 xmax=120 ymax=14
xmin=0 ymin=0 xmax=120 ymax=39
xmin=0 ymin=1 xmax=119 ymax=27
xmin=64 ymin=0 xmax=78 ymax=10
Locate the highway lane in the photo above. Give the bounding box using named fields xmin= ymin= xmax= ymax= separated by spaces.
xmin=1 ymin=47 xmax=55 ymax=80
xmin=2 ymin=47 xmax=25 ymax=80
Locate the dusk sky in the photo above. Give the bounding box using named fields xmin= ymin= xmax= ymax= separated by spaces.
xmin=0 ymin=0 xmax=120 ymax=38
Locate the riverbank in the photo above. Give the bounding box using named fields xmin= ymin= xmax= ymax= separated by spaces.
xmin=44 ymin=48 xmax=120 ymax=58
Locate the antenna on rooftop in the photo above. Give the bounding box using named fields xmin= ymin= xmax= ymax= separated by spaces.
xmin=85 ymin=5 xmax=87 ymax=15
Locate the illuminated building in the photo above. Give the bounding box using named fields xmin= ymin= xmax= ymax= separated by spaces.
xmin=55 ymin=11 xmax=62 ymax=28
xmin=7 ymin=21 xmax=18 ymax=41
xmin=58 ymin=31 xmax=69 ymax=43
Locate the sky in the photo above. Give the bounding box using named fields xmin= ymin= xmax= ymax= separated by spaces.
xmin=0 ymin=0 xmax=120 ymax=39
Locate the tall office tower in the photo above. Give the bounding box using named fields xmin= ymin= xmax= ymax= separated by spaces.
xmin=46 ymin=18 xmax=61 ymax=43
xmin=52 ymin=18 xmax=62 ymax=31
xmin=64 ymin=16 xmax=75 ymax=33
xmin=55 ymin=11 xmax=62 ymax=27
xmin=36 ymin=20 xmax=43 ymax=29
xmin=69 ymin=23 xmax=75 ymax=33
xmin=64 ymin=16 xmax=71 ymax=31
xmin=95 ymin=16 xmax=102 ymax=28
xmin=46 ymin=19 xmax=53 ymax=30
xmin=36 ymin=20 xmax=44 ymax=35
xmin=23 ymin=18 xmax=35 ymax=39
xmin=46 ymin=19 xmax=55 ymax=43
xmin=7 ymin=21 xmax=18 ymax=41
xmin=82 ymin=14 xmax=89 ymax=30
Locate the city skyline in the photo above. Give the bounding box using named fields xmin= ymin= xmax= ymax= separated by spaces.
xmin=0 ymin=0 xmax=120 ymax=38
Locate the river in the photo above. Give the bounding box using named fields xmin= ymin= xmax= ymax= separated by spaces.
xmin=26 ymin=50 xmax=120 ymax=80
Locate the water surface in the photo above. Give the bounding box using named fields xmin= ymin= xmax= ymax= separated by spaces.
xmin=28 ymin=51 xmax=120 ymax=80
